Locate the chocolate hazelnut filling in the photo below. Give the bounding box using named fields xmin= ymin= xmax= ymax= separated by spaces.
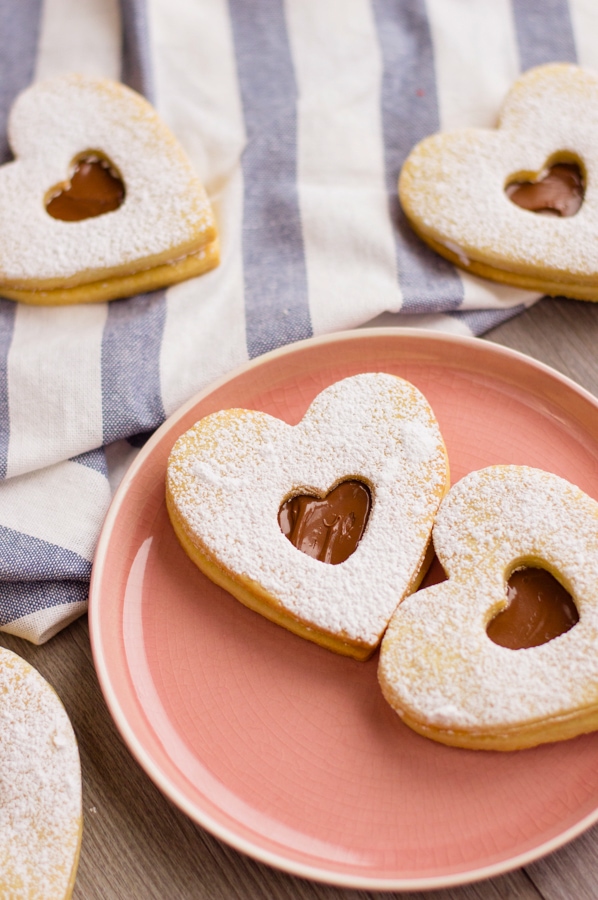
xmin=279 ymin=480 xmax=371 ymax=565
xmin=46 ymin=155 xmax=125 ymax=221
xmin=487 ymin=566 xmax=578 ymax=649
xmin=506 ymin=163 xmax=584 ymax=217
xmin=417 ymin=552 xmax=446 ymax=590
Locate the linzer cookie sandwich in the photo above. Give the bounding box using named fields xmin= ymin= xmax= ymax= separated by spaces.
xmin=0 ymin=73 xmax=218 ymax=305
xmin=166 ymin=373 xmax=449 ymax=660
xmin=379 ymin=466 xmax=598 ymax=750
xmin=399 ymin=63 xmax=598 ymax=301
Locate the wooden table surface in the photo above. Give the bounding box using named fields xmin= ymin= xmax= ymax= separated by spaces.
xmin=3 ymin=295 xmax=598 ymax=900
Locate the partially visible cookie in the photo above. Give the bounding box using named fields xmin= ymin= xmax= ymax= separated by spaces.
xmin=379 ymin=466 xmax=598 ymax=751
xmin=0 ymin=73 xmax=218 ymax=305
xmin=399 ymin=64 xmax=598 ymax=301
xmin=166 ymin=373 xmax=450 ymax=661
xmin=0 ymin=647 xmax=82 ymax=898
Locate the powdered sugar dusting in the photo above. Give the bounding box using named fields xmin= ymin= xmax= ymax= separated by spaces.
xmin=400 ymin=64 xmax=598 ymax=281
xmin=379 ymin=466 xmax=598 ymax=737
xmin=0 ymin=647 xmax=81 ymax=898
xmin=0 ymin=73 xmax=215 ymax=286
xmin=167 ymin=373 xmax=449 ymax=647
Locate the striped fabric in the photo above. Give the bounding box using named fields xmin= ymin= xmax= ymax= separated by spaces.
xmin=0 ymin=0 xmax=593 ymax=641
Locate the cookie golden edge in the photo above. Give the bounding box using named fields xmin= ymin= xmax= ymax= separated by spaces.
xmin=1 ymin=239 xmax=219 ymax=305
xmin=379 ymin=653 xmax=598 ymax=753
xmin=409 ymin=223 xmax=598 ymax=303
xmin=0 ymin=225 xmax=218 ymax=295
xmin=383 ymin=703 xmax=598 ymax=752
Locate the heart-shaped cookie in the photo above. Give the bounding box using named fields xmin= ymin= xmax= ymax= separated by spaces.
xmin=379 ymin=466 xmax=598 ymax=750
xmin=166 ymin=373 xmax=449 ymax=660
xmin=0 ymin=73 xmax=218 ymax=305
xmin=0 ymin=647 xmax=82 ymax=898
xmin=399 ymin=64 xmax=598 ymax=301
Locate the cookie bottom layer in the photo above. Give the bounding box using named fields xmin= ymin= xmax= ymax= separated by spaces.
xmin=415 ymin=228 xmax=598 ymax=303
xmin=166 ymin=487 xmax=436 ymax=662
xmin=380 ymin=700 xmax=598 ymax=751
xmin=64 ymin=820 xmax=83 ymax=900
xmin=0 ymin=239 xmax=219 ymax=305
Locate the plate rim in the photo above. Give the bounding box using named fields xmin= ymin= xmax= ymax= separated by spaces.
xmin=89 ymin=327 xmax=598 ymax=890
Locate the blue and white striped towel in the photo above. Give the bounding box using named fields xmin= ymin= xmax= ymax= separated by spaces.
xmin=0 ymin=0 xmax=592 ymax=642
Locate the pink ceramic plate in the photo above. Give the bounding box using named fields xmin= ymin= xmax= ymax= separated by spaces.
xmin=90 ymin=329 xmax=598 ymax=890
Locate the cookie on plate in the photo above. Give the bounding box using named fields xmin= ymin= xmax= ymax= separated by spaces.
xmin=166 ymin=373 xmax=449 ymax=660
xmin=0 ymin=73 xmax=218 ymax=305
xmin=399 ymin=64 xmax=598 ymax=301
xmin=379 ymin=465 xmax=598 ymax=750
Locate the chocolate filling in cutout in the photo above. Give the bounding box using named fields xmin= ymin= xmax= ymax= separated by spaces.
xmin=487 ymin=566 xmax=579 ymax=650
xmin=278 ymin=480 xmax=371 ymax=565
xmin=505 ymin=162 xmax=584 ymax=218
xmin=46 ymin=154 xmax=125 ymax=221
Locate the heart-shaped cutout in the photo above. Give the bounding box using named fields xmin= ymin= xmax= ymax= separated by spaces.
xmin=278 ymin=479 xmax=371 ymax=565
xmin=487 ymin=565 xmax=578 ymax=649
xmin=399 ymin=63 xmax=598 ymax=301
xmin=46 ymin=153 xmax=125 ymax=221
xmin=379 ymin=466 xmax=598 ymax=750
xmin=505 ymin=162 xmax=584 ymax=218
xmin=166 ymin=373 xmax=449 ymax=660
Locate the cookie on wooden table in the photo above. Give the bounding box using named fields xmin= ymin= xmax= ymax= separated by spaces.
xmin=0 ymin=647 xmax=82 ymax=898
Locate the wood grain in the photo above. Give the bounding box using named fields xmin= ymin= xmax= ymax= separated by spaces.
xmin=3 ymin=295 xmax=598 ymax=899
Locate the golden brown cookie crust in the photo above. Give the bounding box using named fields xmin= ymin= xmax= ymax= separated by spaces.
xmin=2 ymin=239 xmax=219 ymax=305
